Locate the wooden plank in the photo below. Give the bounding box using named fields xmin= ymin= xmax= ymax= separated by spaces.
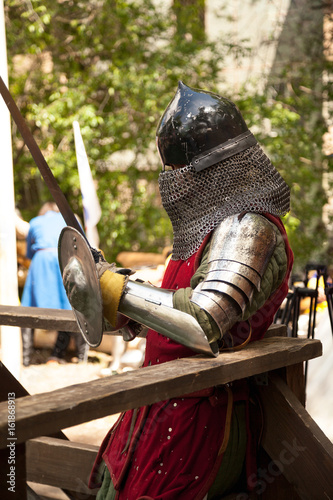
xmin=285 ymin=363 xmax=305 ymax=406
xmin=0 ymin=337 xmax=321 ymax=448
xmin=0 ymin=362 xmax=90 ymax=500
xmin=257 ymin=447 xmax=301 ymax=499
xmin=0 ymin=305 xmax=286 ymax=338
xmin=26 ymin=437 xmax=98 ymax=497
xmin=0 ymin=305 xmax=80 ymax=332
xmin=27 ymin=485 xmax=43 ymax=499
xmin=259 ymin=373 xmax=333 ymax=500
xmin=264 ymin=323 xmax=287 ymax=337
xmin=0 ymin=442 xmax=26 ymax=499
xmin=0 ymin=363 xmax=28 ymax=499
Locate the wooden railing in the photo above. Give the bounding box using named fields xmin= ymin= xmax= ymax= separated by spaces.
xmin=0 ymin=305 xmax=332 ymax=499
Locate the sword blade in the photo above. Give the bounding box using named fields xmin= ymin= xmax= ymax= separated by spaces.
xmin=0 ymin=76 xmax=85 ymax=237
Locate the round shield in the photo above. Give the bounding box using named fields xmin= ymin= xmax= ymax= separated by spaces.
xmin=58 ymin=227 xmax=103 ymax=347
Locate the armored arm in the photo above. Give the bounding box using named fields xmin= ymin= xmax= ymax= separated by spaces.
xmin=104 ymin=213 xmax=284 ymax=353
xmin=189 ymin=213 xmax=281 ymax=338
xmin=64 ymin=252 xmax=217 ymax=357
xmin=117 ymin=280 xmax=215 ymax=356
xmin=62 ymin=213 xmax=285 ymax=357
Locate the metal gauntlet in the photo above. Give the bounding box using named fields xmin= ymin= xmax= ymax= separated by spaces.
xmin=59 ymin=226 xmax=216 ymax=356
xmin=191 ymin=213 xmax=277 ymax=338
xmin=118 ymin=280 xmax=217 ymax=357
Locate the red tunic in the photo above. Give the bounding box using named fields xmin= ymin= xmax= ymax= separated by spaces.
xmin=89 ymin=214 xmax=293 ymax=499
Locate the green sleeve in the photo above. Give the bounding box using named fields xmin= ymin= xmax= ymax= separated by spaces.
xmin=173 ymin=223 xmax=288 ymax=343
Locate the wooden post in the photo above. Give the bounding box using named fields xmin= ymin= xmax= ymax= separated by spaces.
xmin=0 ymin=362 xmax=93 ymax=499
xmin=0 ymin=363 xmax=27 ymax=499
xmin=259 ymin=373 xmax=333 ymax=499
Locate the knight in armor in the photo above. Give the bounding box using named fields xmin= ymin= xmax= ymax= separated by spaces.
xmin=63 ymin=82 xmax=293 ymax=499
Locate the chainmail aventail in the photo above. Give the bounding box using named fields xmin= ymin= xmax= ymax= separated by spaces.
xmin=158 ymin=144 xmax=290 ymax=261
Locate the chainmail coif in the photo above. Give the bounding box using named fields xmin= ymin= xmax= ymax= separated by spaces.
xmin=158 ymin=144 xmax=290 ymax=261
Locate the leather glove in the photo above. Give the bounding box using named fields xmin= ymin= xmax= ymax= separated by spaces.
xmin=95 ymin=260 xmax=132 ymax=279
xmin=98 ymin=263 xmax=129 ymax=328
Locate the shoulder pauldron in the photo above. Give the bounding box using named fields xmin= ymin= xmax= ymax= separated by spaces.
xmin=190 ymin=213 xmax=277 ymax=336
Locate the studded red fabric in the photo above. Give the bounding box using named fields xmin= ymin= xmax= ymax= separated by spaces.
xmin=89 ymin=215 xmax=293 ymax=499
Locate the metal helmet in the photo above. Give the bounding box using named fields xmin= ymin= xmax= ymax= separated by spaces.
xmin=156 ymin=81 xmax=257 ymax=171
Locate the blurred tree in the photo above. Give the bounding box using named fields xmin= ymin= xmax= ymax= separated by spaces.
xmin=5 ymin=0 xmax=232 ymax=261
xmin=233 ymin=0 xmax=332 ymax=273
xmin=173 ymin=0 xmax=205 ymax=42
xmin=4 ymin=0 xmax=333 ymax=272
xmin=258 ymin=0 xmax=331 ymax=273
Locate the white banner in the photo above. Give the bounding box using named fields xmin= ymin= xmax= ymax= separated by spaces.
xmin=73 ymin=121 xmax=102 ymax=248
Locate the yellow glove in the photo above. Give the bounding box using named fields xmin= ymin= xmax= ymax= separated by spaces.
xmin=96 ymin=261 xmax=129 ymax=328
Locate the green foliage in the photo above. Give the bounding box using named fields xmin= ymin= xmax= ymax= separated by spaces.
xmin=4 ymin=0 xmax=333 ymax=273
xmin=5 ymin=0 xmax=227 ymax=261
xmin=237 ymin=89 xmax=329 ymax=272
xmin=234 ymin=0 xmax=333 ymax=274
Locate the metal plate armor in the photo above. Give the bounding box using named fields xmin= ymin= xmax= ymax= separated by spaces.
xmin=191 ymin=213 xmax=277 ymax=337
xmin=156 ymin=81 xmax=250 ymax=169
xmin=119 ymin=280 xmax=217 ymax=357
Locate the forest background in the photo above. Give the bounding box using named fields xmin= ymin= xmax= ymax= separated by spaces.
xmin=4 ymin=0 xmax=333 ymax=275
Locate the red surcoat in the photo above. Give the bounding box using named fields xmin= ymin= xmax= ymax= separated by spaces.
xmin=89 ymin=214 xmax=293 ymax=499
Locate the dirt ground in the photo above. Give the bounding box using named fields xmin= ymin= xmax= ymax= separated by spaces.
xmin=21 ymin=346 xmax=120 ymax=445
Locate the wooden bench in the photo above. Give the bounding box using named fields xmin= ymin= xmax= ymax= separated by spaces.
xmin=0 ymin=306 xmax=332 ymax=499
